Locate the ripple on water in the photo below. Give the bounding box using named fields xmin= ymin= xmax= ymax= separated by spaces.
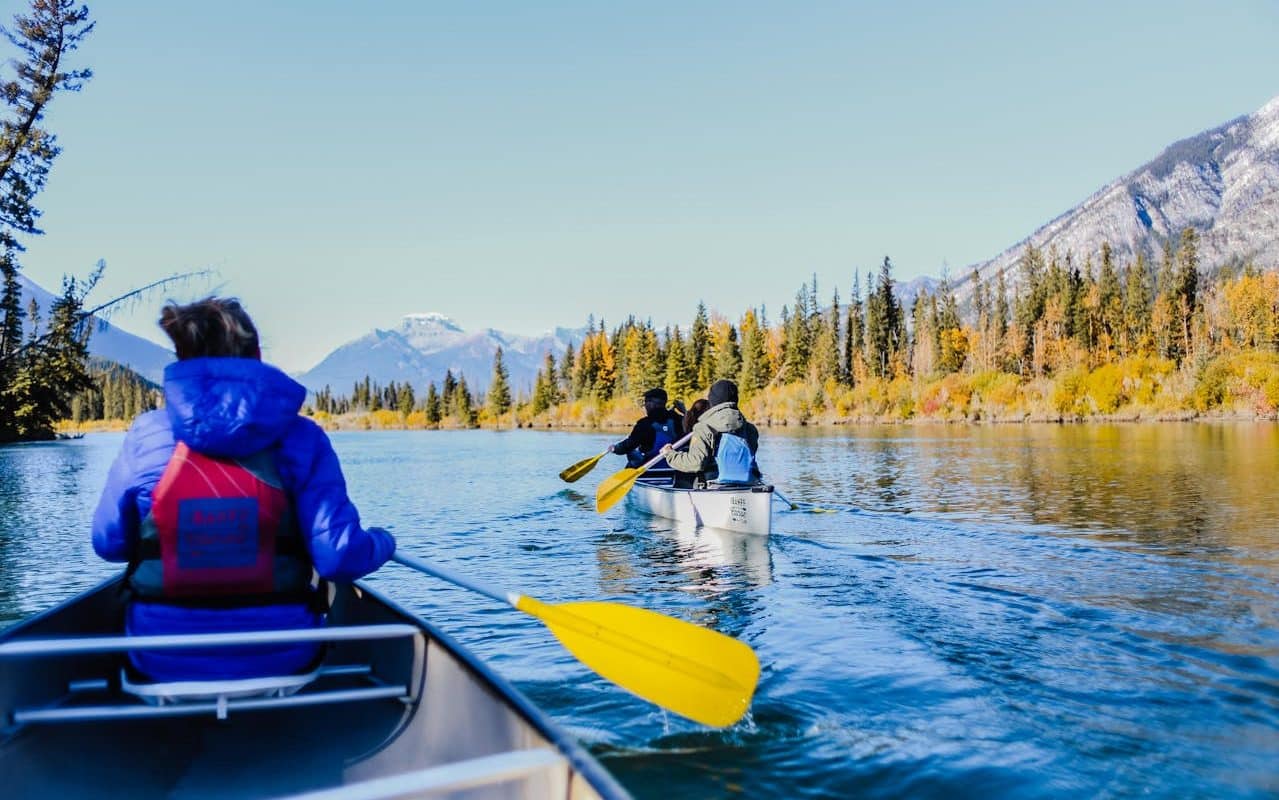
xmin=3 ymin=426 xmax=1279 ymax=799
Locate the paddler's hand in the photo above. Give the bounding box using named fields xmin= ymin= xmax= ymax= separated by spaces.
xmin=661 ymin=444 xmax=673 ymax=454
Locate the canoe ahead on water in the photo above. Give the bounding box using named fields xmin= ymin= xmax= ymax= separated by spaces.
xmin=626 ymin=471 xmax=774 ymax=536
xmin=0 ymin=577 xmax=630 ymax=800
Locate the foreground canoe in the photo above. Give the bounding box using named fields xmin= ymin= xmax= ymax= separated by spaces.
xmin=0 ymin=577 xmax=630 ymax=800
xmin=626 ymin=472 xmax=774 ymax=535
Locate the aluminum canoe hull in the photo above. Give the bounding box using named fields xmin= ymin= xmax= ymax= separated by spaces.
xmin=626 ymin=476 xmax=774 ymax=536
xmin=0 ymin=577 xmax=630 ymax=800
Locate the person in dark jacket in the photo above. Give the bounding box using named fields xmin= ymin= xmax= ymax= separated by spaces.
xmin=611 ymin=387 xmax=685 ymax=468
xmin=662 ymin=379 xmax=761 ymax=487
xmin=92 ymin=297 xmax=396 ymax=682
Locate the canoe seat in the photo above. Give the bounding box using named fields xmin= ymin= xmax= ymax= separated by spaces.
xmin=119 ymin=664 xmax=322 ymax=710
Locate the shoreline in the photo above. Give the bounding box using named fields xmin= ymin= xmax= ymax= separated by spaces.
xmin=57 ymin=411 xmax=1264 ymax=436
xmin=49 ymin=406 xmax=1277 ymax=439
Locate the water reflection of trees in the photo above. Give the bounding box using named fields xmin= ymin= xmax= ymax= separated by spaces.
xmin=763 ymin=423 xmax=1278 ymax=556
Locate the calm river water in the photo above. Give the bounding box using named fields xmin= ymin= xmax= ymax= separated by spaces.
xmin=2 ymin=424 xmax=1277 ymax=798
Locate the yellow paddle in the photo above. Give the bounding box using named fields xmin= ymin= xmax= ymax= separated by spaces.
xmin=595 ymin=432 xmax=694 ymax=513
xmin=392 ymin=552 xmax=758 ymax=727
xmin=559 ymin=447 xmax=611 ymax=483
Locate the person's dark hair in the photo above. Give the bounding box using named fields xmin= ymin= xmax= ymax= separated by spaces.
xmin=684 ymin=398 xmax=710 ymax=433
xmin=159 ymin=297 xmax=261 ymax=360
xmin=643 ymin=387 xmax=667 ymax=403
xmin=707 ymin=379 xmax=738 ymax=407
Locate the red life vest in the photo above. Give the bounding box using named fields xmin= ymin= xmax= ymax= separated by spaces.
xmin=129 ymin=442 xmax=313 ymax=605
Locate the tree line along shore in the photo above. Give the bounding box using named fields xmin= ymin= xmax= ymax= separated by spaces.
xmin=51 ymin=231 xmax=1279 ymax=437
xmin=292 ymin=232 xmax=1279 ymax=431
xmin=57 ymin=227 xmax=1279 ymax=432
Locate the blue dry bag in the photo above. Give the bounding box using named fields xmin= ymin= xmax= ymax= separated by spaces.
xmin=714 ymin=433 xmax=753 ymax=484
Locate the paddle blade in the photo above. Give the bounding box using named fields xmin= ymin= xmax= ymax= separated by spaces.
xmin=515 ymin=597 xmax=759 ymax=727
xmin=594 ymin=467 xmax=642 ymax=513
xmin=560 ymin=451 xmax=606 ymax=483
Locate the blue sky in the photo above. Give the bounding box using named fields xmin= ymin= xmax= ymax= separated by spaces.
xmin=10 ymin=1 xmax=1279 ymax=371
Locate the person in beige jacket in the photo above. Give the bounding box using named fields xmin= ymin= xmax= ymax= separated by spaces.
xmin=662 ymin=380 xmax=761 ymax=487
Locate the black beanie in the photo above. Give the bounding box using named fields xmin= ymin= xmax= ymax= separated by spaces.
xmin=708 ymin=379 xmax=738 ymax=406
xmin=643 ymin=387 xmax=667 ymax=403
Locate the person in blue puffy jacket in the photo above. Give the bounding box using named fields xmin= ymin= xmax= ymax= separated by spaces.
xmin=92 ymin=297 xmax=396 ymax=682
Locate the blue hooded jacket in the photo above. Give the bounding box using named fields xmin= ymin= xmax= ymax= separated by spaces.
xmin=92 ymin=357 xmax=396 ymax=680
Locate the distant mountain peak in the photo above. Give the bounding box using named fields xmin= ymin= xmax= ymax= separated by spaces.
xmin=298 ymin=311 xmax=587 ymax=394
xmin=400 ymin=312 xmax=463 ymax=331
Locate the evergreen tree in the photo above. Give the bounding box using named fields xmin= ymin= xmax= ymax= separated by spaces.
xmin=559 ymin=342 xmax=575 ymax=401
xmin=1097 ymin=241 xmax=1123 ymax=358
xmin=441 ymin=369 xmax=457 ymax=408
xmin=1068 ymin=255 xmax=1089 ymax=353
xmin=7 ymin=275 xmax=94 ymax=437
xmin=866 ymin=258 xmax=902 ymax=377
xmin=487 ymin=346 xmax=512 ymax=417
xmin=845 ymin=272 xmax=864 ymax=386
xmin=637 ymin=326 xmax=662 ymax=393
xmin=711 ymin=319 xmax=742 ymax=383
xmin=1176 ymin=227 xmax=1200 ymax=362
xmin=1014 ymin=245 xmax=1047 ymax=374
xmin=424 ymin=382 xmax=441 ymax=425
xmin=782 ymin=284 xmax=813 ymax=382
xmin=663 ymin=325 xmax=694 ymax=403
xmin=396 ymin=382 xmax=415 ymax=416
xmin=814 ymin=288 xmax=842 ymax=382
xmin=1153 ymin=239 xmax=1179 ymax=360
xmin=936 ymin=274 xmax=964 ymax=373
xmin=1122 ymin=254 xmax=1151 ymax=356
xmin=994 ymin=269 xmax=1009 ymax=341
xmin=451 ymin=375 xmax=476 ymax=426
xmin=0 ymin=1 xmax=95 ymax=442
xmin=531 ymin=351 xmax=559 ymax=414
xmin=690 ymin=301 xmax=711 ymax=390
xmin=738 ymin=308 xmax=768 ymax=396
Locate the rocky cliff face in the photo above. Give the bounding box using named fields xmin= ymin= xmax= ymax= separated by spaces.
xmin=967 ymin=95 xmax=1279 ymax=284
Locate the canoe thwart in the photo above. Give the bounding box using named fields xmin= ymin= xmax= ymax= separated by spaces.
xmin=12 ymin=683 xmax=409 ymax=725
xmin=0 ymin=623 xmax=421 ymax=658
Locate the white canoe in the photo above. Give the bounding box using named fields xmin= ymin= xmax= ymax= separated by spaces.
xmin=0 ymin=577 xmax=629 ymax=799
xmin=626 ymin=472 xmax=774 ymax=536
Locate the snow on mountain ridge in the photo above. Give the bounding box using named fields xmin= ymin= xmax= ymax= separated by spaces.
xmin=959 ymin=94 xmax=1279 ymax=298
xmin=298 ymin=315 xmax=587 ymax=395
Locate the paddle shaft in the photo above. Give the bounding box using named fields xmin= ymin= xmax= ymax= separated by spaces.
xmin=772 ymin=488 xmax=799 ymax=510
xmin=646 ymin=431 xmax=694 ymax=468
xmin=392 ymin=553 xmax=516 ymax=606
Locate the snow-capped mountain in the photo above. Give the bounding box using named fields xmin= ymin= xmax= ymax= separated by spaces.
xmin=297 ymin=313 xmax=584 ymax=395
xmin=961 ymin=94 xmax=1279 ymax=292
xmin=17 ymin=273 xmax=173 ymax=383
